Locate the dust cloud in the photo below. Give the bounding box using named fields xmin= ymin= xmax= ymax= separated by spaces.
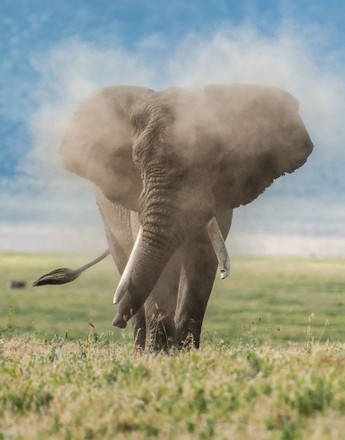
xmin=6 ymin=23 xmax=345 ymax=253
xmin=25 ymin=25 xmax=345 ymax=176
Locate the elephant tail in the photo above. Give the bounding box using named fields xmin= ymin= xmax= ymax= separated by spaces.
xmin=32 ymin=249 xmax=110 ymax=286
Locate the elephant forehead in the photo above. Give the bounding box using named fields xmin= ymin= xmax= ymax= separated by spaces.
xmin=130 ymin=85 xmax=308 ymax=175
xmin=132 ymin=84 xmax=295 ymax=141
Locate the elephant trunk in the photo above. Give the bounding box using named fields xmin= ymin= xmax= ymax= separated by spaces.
xmin=112 ymin=214 xmax=230 ymax=329
xmin=112 ymin=224 xmax=176 ymax=328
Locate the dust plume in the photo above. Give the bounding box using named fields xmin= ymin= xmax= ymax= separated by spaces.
xmin=7 ymin=23 xmax=345 ymax=253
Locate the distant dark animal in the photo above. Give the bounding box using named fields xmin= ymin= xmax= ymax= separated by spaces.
xmin=34 ymin=84 xmax=313 ymax=351
xmin=7 ymin=280 xmax=27 ymax=289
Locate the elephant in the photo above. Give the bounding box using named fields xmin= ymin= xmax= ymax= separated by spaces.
xmin=34 ymin=84 xmax=313 ymax=351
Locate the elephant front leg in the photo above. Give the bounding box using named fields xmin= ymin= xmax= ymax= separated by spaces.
xmin=144 ymin=252 xmax=181 ymax=352
xmin=175 ymin=210 xmax=232 ymax=348
xmin=145 ymin=299 xmax=177 ymax=352
xmin=175 ymin=237 xmax=218 ymax=348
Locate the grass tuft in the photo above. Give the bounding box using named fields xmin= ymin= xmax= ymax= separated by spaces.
xmin=0 ymin=337 xmax=344 ymax=438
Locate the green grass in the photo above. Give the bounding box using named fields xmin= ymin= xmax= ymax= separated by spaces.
xmin=0 ymin=253 xmax=345 ymax=439
xmin=0 ymin=338 xmax=344 ymax=439
xmin=0 ymin=253 xmax=344 ymax=344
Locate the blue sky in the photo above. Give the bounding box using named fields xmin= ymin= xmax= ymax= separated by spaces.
xmin=1 ymin=0 xmax=345 ymax=253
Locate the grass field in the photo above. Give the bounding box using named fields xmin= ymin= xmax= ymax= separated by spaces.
xmin=0 ymin=253 xmax=344 ymax=344
xmin=0 ymin=253 xmax=345 ymax=439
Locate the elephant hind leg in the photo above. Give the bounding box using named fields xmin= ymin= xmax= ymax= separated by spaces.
xmin=145 ymin=308 xmax=176 ymax=352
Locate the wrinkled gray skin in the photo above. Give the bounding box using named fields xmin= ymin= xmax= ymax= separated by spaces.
xmin=60 ymin=84 xmax=313 ymax=350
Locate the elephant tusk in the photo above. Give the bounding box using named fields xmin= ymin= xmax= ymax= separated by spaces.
xmin=206 ymin=217 xmax=230 ymax=279
xmin=113 ymin=226 xmax=143 ymax=304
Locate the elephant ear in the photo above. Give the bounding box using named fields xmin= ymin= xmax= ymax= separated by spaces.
xmin=59 ymin=86 xmax=153 ymax=211
xmin=193 ymin=84 xmax=313 ymax=209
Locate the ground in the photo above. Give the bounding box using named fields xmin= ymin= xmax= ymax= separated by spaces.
xmin=0 ymin=253 xmax=344 ymax=439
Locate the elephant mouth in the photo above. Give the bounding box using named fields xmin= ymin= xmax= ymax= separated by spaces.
xmin=112 ymin=216 xmax=230 ymax=328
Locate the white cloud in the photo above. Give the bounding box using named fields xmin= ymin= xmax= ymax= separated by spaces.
xmin=24 ymin=38 xmax=164 ymax=179
xmin=167 ymin=26 xmax=345 ymax=151
xmin=5 ymin=22 xmax=345 ymax=253
xmin=25 ymin=23 xmax=345 ymax=175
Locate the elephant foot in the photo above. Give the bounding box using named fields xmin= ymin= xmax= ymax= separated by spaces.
xmin=132 ymin=307 xmax=147 ymax=350
xmin=145 ymin=332 xmax=176 ymax=353
xmin=176 ymin=322 xmax=201 ymax=349
xmin=178 ymin=334 xmax=199 ymax=349
xmin=145 ymin=315 xmax=177 ymax=353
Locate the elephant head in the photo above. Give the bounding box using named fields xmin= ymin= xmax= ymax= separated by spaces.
xmin=60 ymin=84 xmax=313 ymax=328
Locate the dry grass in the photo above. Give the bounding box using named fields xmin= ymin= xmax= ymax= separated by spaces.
xmin=0 ymin=336 xmax=344 ymax=439
xmin=1 ymin=253 xmax=345 ymax=438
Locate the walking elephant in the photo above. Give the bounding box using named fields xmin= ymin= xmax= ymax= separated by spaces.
xmin=34 ymin=84 xmax=313 ymax=350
